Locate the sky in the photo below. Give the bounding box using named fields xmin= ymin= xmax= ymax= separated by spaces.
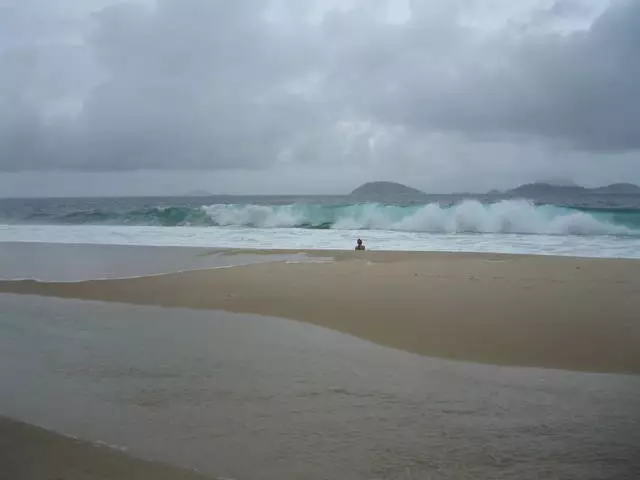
xmin=1 ymin=0 xmax=639 ymax=196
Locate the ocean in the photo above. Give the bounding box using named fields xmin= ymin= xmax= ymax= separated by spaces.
xmin=1 ymin=193 xmax=640 ymax=257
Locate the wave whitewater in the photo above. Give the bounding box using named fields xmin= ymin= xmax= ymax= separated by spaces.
xmin=18 ymin=200 xmax=640 ymax=236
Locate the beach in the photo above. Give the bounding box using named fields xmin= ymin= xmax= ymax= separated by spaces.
xmin=4 ymin=0 xmax=640 ymax=476
xmin=2 ymin=248 xmax=639 ymax=374
xmin=1 ymin=244 xmax=640 ymax=479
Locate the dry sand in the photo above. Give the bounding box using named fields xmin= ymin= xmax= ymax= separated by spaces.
xmin=1 ymin=250 xmax=639 ymax=374
xmin=0 ymin=416 xmax=215 ymax=480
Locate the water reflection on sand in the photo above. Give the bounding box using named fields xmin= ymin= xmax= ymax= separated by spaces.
xmin=1 ymin=294 xmax=638 ymax=480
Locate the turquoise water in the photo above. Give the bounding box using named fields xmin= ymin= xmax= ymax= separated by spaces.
xmin=2 ymin=194 xmax=640 ymax=257
xmin=3 ymin=196 xmax=640 ymax=233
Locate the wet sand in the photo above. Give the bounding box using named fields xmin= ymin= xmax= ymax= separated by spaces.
xmin=1 ymin=249 xmax=639 ymax=374
xmin=0 ymin=416 xmax=214 ymax=480
xmin=0 ymin=242 xmax=307 ymax=281
xmin=3 ymin=294 xmax=640 ymax=480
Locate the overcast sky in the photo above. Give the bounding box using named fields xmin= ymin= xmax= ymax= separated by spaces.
xmin=1 ymin=0 xmax=639 ymax=196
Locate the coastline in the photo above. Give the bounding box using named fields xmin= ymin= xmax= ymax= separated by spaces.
xmin=0 ymin=416 xmax=216 ymax=480
xmin=2 ymin=248 xmax=639 ymax=374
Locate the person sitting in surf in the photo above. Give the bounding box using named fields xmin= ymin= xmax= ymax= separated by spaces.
xmin=355 ymin=238 xmax=366 ymax=251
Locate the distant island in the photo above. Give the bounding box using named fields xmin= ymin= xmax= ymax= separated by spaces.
xmin=592 ymin=183 xmax=640 ymax=194
xmin=350 ymin=181 xmax=425 ymax=196
xmin=498 ymin=182 xmax=640 ymax=196
xmin=507 ymin=183 xmax=586 ymax=196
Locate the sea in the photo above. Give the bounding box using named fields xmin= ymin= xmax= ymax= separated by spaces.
xmin=1 ymin=192 xmax=640 ymax=257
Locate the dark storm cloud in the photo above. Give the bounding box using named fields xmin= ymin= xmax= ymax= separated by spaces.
xmin=0 ymin=0 xmax=637 ymax=173
xmin=0 ymin=0 xmax=329 ymax=171
xmin=345 ymin=0 xmax=640 ymax=152
xmin=77 ymin=0 xmax=330 ymax=169
xmin=0 ymin=0 xmax=328 ymax=170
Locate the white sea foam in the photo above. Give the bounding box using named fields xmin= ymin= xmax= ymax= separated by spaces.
xmin=2 ymin=223 xmax=640 ymax=259
xmin=202 ymin=200 xmax=634 ymax=236
xmin=203 ymin=204 xmax=307 ymax=228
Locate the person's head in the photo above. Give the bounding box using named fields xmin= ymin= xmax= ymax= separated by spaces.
xmin=357 ymin=238 xmax=362 ymax=245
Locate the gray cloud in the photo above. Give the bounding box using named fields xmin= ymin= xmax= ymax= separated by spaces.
xmin=324 ymin=0 xmax=638 ymax=152
xmin=0 ymin=0 xmax=638 ymax=185
xmin=0 ymin=0 xmax=325 ymax=170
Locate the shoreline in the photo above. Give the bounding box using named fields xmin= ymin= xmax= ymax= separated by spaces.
xmin=4 ymin=240 xmax=640 ymax=261
xmin=3 ymin=230 xmax=640 ymax=259
xmin=211 ymin=247 xmax=640 ymax=261
xmin=0 ymin=242 xmax=313 ymax=282
xmin=2 ymin=248 xmax=639 ymax=375
xmin=0 ymin=416 xmax=216 ymax=480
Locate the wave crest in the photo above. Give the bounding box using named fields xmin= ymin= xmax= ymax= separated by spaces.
xmin=202 ymin=200 xmax=635 ymax=236
xmin=18 ymin=200 xmax=639 ymax=236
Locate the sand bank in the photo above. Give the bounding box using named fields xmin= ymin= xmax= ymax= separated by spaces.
xmin=0 ymin=416 xmax=215 ymax=480
xmin=1 ymin=250 xmax=639 ymax=374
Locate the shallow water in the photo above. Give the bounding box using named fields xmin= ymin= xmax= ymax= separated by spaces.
xmin=1 ymin=294 xmax=638 ymax=480
xmin=0 ymin=243 xmax=308 ymax=281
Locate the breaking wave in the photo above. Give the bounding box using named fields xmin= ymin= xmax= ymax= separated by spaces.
xmin=202 ymin=201 xmax=638 ymax=235
xmin=19 ymin=200 xmax=640 ymax=236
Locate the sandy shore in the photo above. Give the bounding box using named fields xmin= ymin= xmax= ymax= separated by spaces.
xmin=1 ymin=250 xmax=639 ymax=374
xmin=0 ymin=416 xmax=214 ymax=480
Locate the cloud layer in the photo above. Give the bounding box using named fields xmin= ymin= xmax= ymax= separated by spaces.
xmin=0 ymin=0 xmax=638 ymax=191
